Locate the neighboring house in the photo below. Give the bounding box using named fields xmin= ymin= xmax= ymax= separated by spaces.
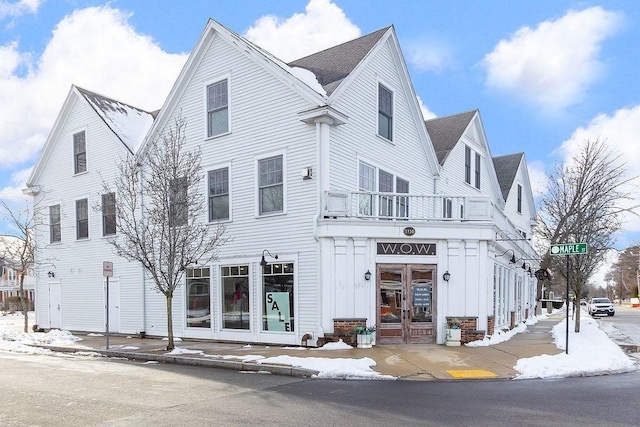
xmin=25 ymin=19 xmax=538 ymax=346
xmin=0 ymin=236 xmax=35 ymax=311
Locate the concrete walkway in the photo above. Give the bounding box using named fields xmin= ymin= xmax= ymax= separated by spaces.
xmin=38 ymin=314 xmax=567 ymax=381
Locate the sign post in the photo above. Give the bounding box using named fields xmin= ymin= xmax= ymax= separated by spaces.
xmin=550 ymin=243 xmax=588 ymax=355
xmin=103 ymin=261 xmax=113 ymax=349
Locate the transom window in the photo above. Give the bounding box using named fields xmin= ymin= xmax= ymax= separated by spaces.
xmin=258 ymin=156 xmax=283 ymax=215
xmin=207 ymin=79 xmax=229 ymax=137
xmin=208 ymin=167 xmax=229 ymax=221
xmin=186 ymin=267 xmax=211 ymax=328
xmin=49 ymin=205 xmax=61 ymax=243
xmin=262 ymin=262 xmax=295 ymax=332
xmin=76 ymin=199 xmax=88 ymax=239
xmin=378 ymin=84 xmax=393 ymax=140
xmin=73 ymin=131 xmax=87 ymax=174
xmin=102 ymin=193 xmax=116 ymax=236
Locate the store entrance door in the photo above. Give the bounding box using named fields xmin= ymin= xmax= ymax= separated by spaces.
xmin=377 ymin=264 xmax=436 ymax=344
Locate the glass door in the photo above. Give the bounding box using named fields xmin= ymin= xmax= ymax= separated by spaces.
xmin=377 ymin=264 xmax=436 ymax=344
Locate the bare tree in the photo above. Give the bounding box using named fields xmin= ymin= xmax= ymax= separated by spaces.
xmin=0 ymin=200 xmax=35 ymax=332
xmin=535 ymin=139 xmax=638 ymax=332
xmin=607 ymin=245 xmax=640 ymax=301
xmin=105 ymin=114 xmax=225 ymax=350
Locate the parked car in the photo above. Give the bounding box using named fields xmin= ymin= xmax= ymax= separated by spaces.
xmin=588 ymin=297 xmax=615 ymax=316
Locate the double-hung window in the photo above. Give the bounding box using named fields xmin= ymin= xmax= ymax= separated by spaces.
xmin=170 ymin=177 xmax=188 ymax=226
xmin=74 ymin=131 xmax=87 ymax=174
xmin=76 ymin=199 xmax=88 ymax=239
xmin=442 ymin=198 xmax=453 ymax=219
xmin=517 ymin=184 xmax=522 ymax=213
xmin=207 ymin=79 xmax=229 ymax=137
xmin=209 ymin=167 xmax=229 ymax=221
xmin=358 ymin=162 xmax=375 ymax=216
xmin=378 ymin=84 xmax=393 ymax=140
xmin=474 ymin=152 xmax=481 ymax=189
xmin=102 ymin=193 xmax=116 ymax=236
xmin=49 ymin=205 xmax=61 ymax=243
xmin=258 ymin=156 xmax=283 ymax=215
xmin=396 ymin=177 xmax=409 ymax=218
xmin=464 ymin=145 xmax=471 ymax=184
xmin=379 ymin=170 xmax=394 ymax=217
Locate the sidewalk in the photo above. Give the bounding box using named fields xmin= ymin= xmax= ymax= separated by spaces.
xmin=39 ymin=314 xmax=566 ymax=381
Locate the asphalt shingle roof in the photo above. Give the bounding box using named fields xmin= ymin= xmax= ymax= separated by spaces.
xmin=288 ymin=27 xmax=391 ymax=95
xmin=493 ymin=153 xmax=524 ymax=200
xmin=424 ymin=110 xmax=477 ymax=165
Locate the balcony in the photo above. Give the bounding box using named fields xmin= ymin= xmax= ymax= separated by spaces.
xmin=322 ymin=191 xmax=494 ymax=222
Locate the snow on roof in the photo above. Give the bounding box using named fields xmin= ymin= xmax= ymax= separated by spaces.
xmin=77 ymin=87 xmax=154 ymax=153
xmin=290 ymin=67 xmax=327 ymax=96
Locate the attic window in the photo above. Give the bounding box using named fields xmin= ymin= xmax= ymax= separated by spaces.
xmin=378 ymin=84 xmax=393 ymax=140
xmin=207 ymin=79 xmax=229 ymax=137
xmin=74 ymin=131 xmax=87 ymax=174
xmin=517 ymin=184 xmax=522 ymax=213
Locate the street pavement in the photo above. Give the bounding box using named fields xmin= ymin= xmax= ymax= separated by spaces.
xmin=36 ymin=313 xmax=583 ymax=381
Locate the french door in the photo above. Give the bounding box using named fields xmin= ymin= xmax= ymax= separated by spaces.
xmin=377 ymin=264 xmax=436 ymax=344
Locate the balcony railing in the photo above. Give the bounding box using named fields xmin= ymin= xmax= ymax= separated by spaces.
xmin=322 ymin=191 xmax=494 ymax=221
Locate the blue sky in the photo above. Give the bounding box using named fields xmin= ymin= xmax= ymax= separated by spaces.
xmin=1 ymin=0 xmax=640 ymax=253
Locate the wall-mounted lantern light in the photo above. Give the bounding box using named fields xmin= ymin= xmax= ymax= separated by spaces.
xmin=364 ymin=270 xmax=372 ymax=281
xmin=47 ymin=271 xmax=55 ymax=278
xmin=443 ymin=271 xmax=451 ymax=282
xmin=260 ymin=249 xmax=278 ymax=267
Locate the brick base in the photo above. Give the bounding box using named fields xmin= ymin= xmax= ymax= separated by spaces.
xmin=318 ymin=318 xmax=366 ymax=346
xmin=447 ymin=317 xmax=484 ymax=343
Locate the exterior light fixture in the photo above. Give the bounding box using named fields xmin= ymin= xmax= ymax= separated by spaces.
xmin=495 ymin=249 xmax=517 ymax=264
xmin=443 ymin=271 xmax=451 ymax=282
xmin=260 ymin=249 xmax=278 ymax=267
xmin=364 ymin=270 xmax=372 ymax=281
xmin=47 ymin=271 xmax=55 ymax=278
xmin=509 ymin=255 xmax=516 ymax=264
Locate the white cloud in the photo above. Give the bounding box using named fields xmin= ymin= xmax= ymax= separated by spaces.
xmin=0 ymin=6 xmax=187 ymax=170
xmin=243 ymin=0 xmax=360 ymax=62
xmin=527 ymin=160 xmax=548 ymax=198
xmin=416 ymin=95 xmax=436 ymax=120
xmin=406 ymin=40 xmax=452 ymax=73
xmin=481 ymin=7 xmax=622 ymax=111
xmin=0 ymin=0 xmax=42 ymax=20
xmin=557 ymin=105 xmax=640 ymax=233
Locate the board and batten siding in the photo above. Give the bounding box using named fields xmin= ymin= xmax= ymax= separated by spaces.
xmin=329 ymin=38 xmax=436 ymax=197
xmin=33 ymin=95 xmax=144 ymax=334
xmin=142 ymin=33 xmax=321 ymax=341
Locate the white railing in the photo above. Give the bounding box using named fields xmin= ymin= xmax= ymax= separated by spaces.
xmin=322 ymin=191 xmax=494 ymax=221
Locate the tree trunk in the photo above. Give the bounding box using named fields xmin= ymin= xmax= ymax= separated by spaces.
xmin=19 ymin=273 xmax=28 ymax=333
xmin=574 ymin=302 xmax=581 ymax=333
xmin=165 ymin=291 xmax=174 ymax=350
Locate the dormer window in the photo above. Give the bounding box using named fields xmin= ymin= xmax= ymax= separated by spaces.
xmin=378 ymin=84 xmax=393 ymax=140
xmin=73 ymin=131 xmax=86 ymax=174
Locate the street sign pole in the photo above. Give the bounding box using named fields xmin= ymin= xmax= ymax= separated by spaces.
xmin=103 ymin=261 xmax=114 ymax=350
xmin=565 ymin=255 xmax=570 ymax=355
xmin=106 ymin=275 xmax=109 ymax=350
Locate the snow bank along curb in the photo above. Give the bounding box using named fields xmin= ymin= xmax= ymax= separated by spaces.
xmin=30 ymin=345 xmax=320 ymax=378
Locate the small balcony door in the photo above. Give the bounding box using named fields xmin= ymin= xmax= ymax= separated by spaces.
xmin=377 ymin=264 xmax=436 ymax=344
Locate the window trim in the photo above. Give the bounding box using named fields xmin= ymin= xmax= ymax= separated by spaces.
xmin=260 ymin=258 xmax=297 ymax=334
xmin=204 ymin=74 xmax=231 ymax=139
xmin=101 ymin=192 xmax=116 ymax=236
xmin=75 ymin=198 xmax=89 ymax=240
xmin=255 ymin=151 xmax=287 ymax=217
xmin=377 ymin=81 xmax=394 ymax=141
xmin=208 ymin=164 xmax=232 ymax=223
xmin=73 ymin=129 xmax=88 ymax=175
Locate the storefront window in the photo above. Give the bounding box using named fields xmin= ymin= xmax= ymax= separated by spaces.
xmin=262 ymin=262 xmax=294 ymax=332
xmin=186 ymin=267 xmax=210 ymax=328
xmin=221 ymin=265 xmax=250 ymax=329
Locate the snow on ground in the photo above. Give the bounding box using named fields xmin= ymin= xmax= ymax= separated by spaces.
xmin=1 ymin=309 xmax=637 ymax=380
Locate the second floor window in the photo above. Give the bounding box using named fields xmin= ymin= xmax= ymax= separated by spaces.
xmin=208 ymin=167 xmax=229 ymax=221
xmin=258 ymin=156 xmax=283 ymax=215
xmin=464 ymin=145 xmax=471 ymax=184
xmin=170 ymin=177 xmax=188 ymax=226
xmin=74 ymin=131 xmax=87 ymax=174
xmin=76 ymin=199 xmax=88 ymax=239
xmin=517 ymin=184 xmax=523 ymax=213
xmin=102 ymin=192 xmax=116 ymax=236
xmin=207 ymin=79 xmax=229 ymax=137
xmin=50 ymin=205 xmax=61 ymax=243
xmin=475 ymin=152 xmax=481 ymax=189
xmin=378 ymin=84 xmax=393 ymax=140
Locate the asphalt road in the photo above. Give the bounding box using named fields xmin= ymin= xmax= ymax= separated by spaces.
xmin=595 ymin=304 xmax=640 ymax=346
xmin=1 ymin=349 xmax=639 ymax=427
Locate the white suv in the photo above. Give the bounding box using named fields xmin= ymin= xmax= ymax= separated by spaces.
xmin=588 ymin=297 xmax=615 ymax=317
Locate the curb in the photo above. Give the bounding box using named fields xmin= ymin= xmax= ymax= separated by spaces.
xmin=35 ymin=345 xmax=320 ymax=378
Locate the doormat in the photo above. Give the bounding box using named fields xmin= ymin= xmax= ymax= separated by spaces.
xmin=446 ymin=369 xmax=497 ymax=379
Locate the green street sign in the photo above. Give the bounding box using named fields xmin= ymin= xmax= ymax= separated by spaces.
xmin=550 ymin=243 xmax=588 ymax=256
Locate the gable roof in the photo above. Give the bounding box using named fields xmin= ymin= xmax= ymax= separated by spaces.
xmin=493 ymin=153 xmax=524 ymax=200
xmin=424 ymin=110 xmax=477 ymax=165
xmin=288 ymin=27 xmax=391 ymax=96
xmin=76 ymin=86 xmax=155 ymax=154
